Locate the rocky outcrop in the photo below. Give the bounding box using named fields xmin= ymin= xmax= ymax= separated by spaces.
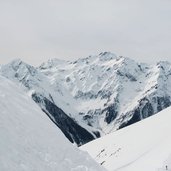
xmin=119 ymin=96 xmax=171 ymax=129
xmin=32 ymin=93 xmax=95 ymax=146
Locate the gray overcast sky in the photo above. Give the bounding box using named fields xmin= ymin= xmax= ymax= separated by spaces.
xmin=0 ymin=0 xmax=171 ymax=66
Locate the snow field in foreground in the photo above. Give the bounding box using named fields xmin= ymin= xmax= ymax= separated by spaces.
xmin=0 ymin=75 xmax=105 ymax=171
xmin=81 ymin=106 xmax=171 ymax=171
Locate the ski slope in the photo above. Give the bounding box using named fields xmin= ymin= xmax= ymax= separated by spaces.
xmin=0 ymin=75 xmax=105 ymax=171
xmin=81 ymin=106 xmax=171 ymax=171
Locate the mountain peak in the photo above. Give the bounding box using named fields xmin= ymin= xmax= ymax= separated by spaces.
xmin=6 ymin=58 xmax=34 ymax=72
xmin=98 ymin=51 xmax=117 ymax=61
xmin=40 ymin=58 xmax=68 ymax=69
xmin=156 ymin=60 xmax=171 ymax=68
xmin=0 ymin=58 xmax=38 ymax=82
xmin=9 ymin=58 xmax=23 ymax=67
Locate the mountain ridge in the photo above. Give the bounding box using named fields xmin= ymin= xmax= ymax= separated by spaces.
xmin=1 ymin=52 xmax=171 ymax=145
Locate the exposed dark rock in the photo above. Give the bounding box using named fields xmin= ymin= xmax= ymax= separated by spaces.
xmin=83 ymin=114 xmax=92 ymax=120
xmin=83 ymin=113 xmax=93 ymax=127
xmin=32 ymin=93 xmax=95 ymax=146
xmin=117 ymin=70 xmax=137 ymax=81
xmin=157 ymin=96 xmax=171 ymax=112
xmin=93 ymin=131 xmax=101 ymax=138
xmin=75 ymin=90 xmax=95 ymax=99
xmin=140 ymin=98 xmax=154 ymax=119
xmin=119 ymin=96 xmax=171 ymax=129
xmin=119 ymin=109 xmax=141 ymax=129
xmin=75 ymin=89 xmax=113 ymax=100
xmin=98 ymin=90 xmax=112 ymax=99
xmin=66 ymin=77 xmax=71 ymax=82
xmin=125 ymin=73 xmax=137 ymax=81
xmin=103 ymin=104 xmax=118 ymax=124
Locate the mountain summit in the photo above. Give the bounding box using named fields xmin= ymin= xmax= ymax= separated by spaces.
xmin=1 ymin=52 xmax=171 ymax=145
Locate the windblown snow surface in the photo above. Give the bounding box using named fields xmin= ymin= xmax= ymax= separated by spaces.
xmin=81 ymin=106 xmax=171 ymax=171
xmin=0 ymin=75 xmax=105 ymax=171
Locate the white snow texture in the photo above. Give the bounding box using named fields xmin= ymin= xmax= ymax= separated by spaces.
xmin=81 ymin=106 xmax=171 ymax=171
xmin=0 ymin=75 xmax=105 ymax=171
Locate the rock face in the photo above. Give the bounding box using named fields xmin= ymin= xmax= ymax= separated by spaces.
xmin=119 ymin=96 xmax=171 ymax=129
xmin=1 ymin=53 xmax=171 ymax=145
xmin=32 ymin=93 xmax=95 ymax=146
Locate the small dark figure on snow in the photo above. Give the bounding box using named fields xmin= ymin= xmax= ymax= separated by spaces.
xmin=166 ymin=165 xmax=168 ymax=170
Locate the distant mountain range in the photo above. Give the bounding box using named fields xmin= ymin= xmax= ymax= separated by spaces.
xmin=1 ymin=52 xmax=171 ymax=145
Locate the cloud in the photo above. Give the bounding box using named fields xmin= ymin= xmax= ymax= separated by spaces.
xmin=0 ymin=0 xmax=171 ymax=65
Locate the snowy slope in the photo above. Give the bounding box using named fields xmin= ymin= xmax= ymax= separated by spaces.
xmin=0 ymin=75 xmax=106 ymax=171
xmin=81 ymin=106 xmax=171 ymax=171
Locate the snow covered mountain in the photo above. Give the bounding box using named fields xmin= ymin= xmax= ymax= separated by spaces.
xmin=0 ymin=75 xmax=105 ymax=171
xmin=39 ymin=52 xmax=171 ymax=133
xmin=81 ymin=105 xmax=171 ymax=171
xmin=1 ymin=52 xmax=171 ymax=145
xmin=0 ymin=59 xmax=95 ymax=146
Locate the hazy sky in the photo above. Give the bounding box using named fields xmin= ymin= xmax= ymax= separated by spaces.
xmin=0 ymin=0 xmax=171 ymax=65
